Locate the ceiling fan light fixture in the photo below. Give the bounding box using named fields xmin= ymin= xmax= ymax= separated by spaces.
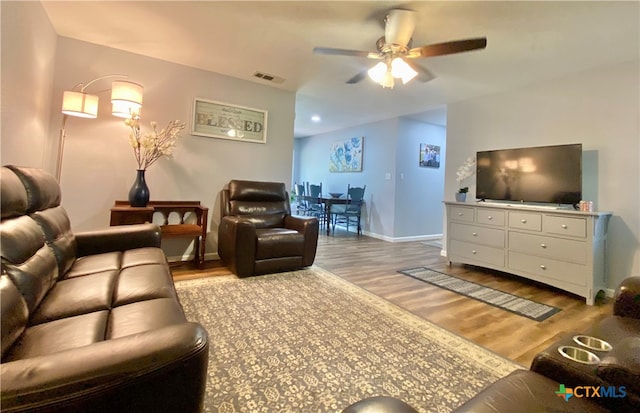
xmin=367 ymin=61 xmax=388 ymax=83
xmin=391 ymin=57 xmax=418 ymax=84
xmin=381 ymin=70 xmax=395 ymax=88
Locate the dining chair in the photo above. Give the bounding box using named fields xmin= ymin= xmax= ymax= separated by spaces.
xmin=330 ymin=184 xmax=366 ymax=235
xmin=305 ymin=182 xmax=324 ymax=223
xmin=293 ymin=182 xmax=307 ymax=216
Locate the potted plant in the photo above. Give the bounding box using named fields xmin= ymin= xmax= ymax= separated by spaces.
xmin=456 ymin=186 xmax=469 ymax=202
xmin=455 ymin=156 xmax=476 ymax=202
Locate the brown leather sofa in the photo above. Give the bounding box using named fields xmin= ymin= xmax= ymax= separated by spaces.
xmin=454 ymin=276 xmax=640 ymax=413
xmin=218 ymin=179 xmax=319 ymax=277
xmin=1 ymin=166 xmax=209 ymax=413
xmin=342 ymin=277 xmax=640 ymax=413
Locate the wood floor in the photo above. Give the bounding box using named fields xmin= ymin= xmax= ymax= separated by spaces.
xmin=172 ymin=229 xmax=613 ymax=367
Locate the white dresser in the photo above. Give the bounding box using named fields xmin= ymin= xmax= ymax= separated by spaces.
xmin=444 ymin=201 xmax=612 ymax=305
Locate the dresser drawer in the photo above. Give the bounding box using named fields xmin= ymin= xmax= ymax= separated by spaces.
xmin=451 ymin=240 xmax=505 ymax=267
xmin=508 ymin=211 xmax=542 ymax=231
xmin=450 ymin=223 xmax=505 ymax=248
xmin=543 ymin=215 xmax=587 ymax=238
xmin=449 ymin=206 xmax=475 ymax=223
xmin=477 ymin=209 xmax=505 ymax=227
xmin=508 ymin=251 xmax=586 ymax=286
xmin=509 ymin=232 xmax=586 ymax=264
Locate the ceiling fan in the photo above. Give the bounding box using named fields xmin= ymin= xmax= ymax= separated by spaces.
xmin=313 ymin=8 xmax=487 ymax=88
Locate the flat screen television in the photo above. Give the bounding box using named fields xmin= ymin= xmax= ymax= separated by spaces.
xmin=476 ymin=143 xmax=582 ymax=205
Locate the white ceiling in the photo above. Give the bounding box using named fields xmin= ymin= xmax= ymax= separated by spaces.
xmin=41 ymin=1 xmax=639 ymax=138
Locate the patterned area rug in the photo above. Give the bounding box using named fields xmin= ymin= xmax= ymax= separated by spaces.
xmin=175 ymin=267 xmax=521 ymax=413
xmin=398 ymin=267 xmax=561 ymax=322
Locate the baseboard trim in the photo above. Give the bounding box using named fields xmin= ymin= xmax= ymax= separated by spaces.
xmin=360 ymin=231 xmax=443 ymax=243
xmin=166 ymin=251 xmax=219 ymax=263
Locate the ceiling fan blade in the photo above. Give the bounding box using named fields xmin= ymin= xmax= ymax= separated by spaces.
xmin=385 ymin=8 xmax=416 ymax=47
xmin=313 ymin=47 xmax=377 ymax=58
xmin=410 ymin=37 xmax=487 ymax=58
xmin=346 ymin=71 xmax=368 ymax=84
xmin=405 ymin=60 xmax=435 ymax=83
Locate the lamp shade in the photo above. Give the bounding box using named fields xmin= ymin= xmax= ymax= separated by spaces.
xmin=111 ymin=80 xmax=143 ymax=118
xmin=61 ymin=91 xmax=99 ymax=118
xmin=391 ymin=58 xmax=418 ymax=84
xmin=367 ymin=62 xmax=388 ymax=83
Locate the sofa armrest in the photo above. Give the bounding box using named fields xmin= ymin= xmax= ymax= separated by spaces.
xmin=1 ymin=322 xmax=208 ymax=413
xmin=284 ymin=214 xmax=317 ymax=233
xmin=75 ymin=223 xmax=162 ymax=257
xmin=218 ymin=216 xmax=256 ymax=277
xmin=597 ymin=336 xmax=640 ymax=396
xmin=614 ymin=276 xmax=640 ymax=319
xmin=284 ymin=215 xmax=319 ymax=266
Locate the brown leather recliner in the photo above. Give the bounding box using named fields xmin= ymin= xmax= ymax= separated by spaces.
xmin=218 ymin=180 xmax=319 ymax=277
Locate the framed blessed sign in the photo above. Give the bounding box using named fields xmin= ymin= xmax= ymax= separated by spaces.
xmin=191 ymin=98 xmax=268 ymax=143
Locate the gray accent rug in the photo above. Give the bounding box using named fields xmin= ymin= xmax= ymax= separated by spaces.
xmin=175 ymin=266 xmax=521 ymax=413
xmin=398 ymin=267 xmax=561 ymax=322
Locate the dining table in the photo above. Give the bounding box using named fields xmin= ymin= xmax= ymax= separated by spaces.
xmin=299 ymin=195 xmax=351 ymax=235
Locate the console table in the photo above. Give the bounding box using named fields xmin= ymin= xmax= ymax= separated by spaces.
xmin=110 ymin=201 xmax=208 ymax=268
xmin=444 ymin=201 xmax=612 ymax=305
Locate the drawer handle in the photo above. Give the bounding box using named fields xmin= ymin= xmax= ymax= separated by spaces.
xmin=540 ymin=265 xmax=546 ymax=270
xmin=472 ymin=232 xmax=478 ymax=236
xmin=561 ymin=224 xmax=568 ymax=229
xmin=472 ymin=250 xmax=477 ymax=254
xmin=521 ymin=219 xmax=527 ymax=223
xmin=540 ymin=243 xmax=547 ymax=248
xmin=457 ymin=212 xmax=463 ymax=216
xmin=487 ymin=216 xmax=493 ymax=220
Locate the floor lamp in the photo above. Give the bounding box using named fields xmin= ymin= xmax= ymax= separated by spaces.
xmin=56 ymin=75 xmax=144 ymax=181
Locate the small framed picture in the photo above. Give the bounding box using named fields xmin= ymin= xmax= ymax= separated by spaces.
xmin=419 ymin=143 xmax=440 ymax=168
xmin=191 ymin=98 xmax=268 ymax=143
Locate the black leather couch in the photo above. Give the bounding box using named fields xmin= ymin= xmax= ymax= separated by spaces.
xmin=343 ymin=277 xmax=640 ymax=413
xmin=1 ymin=166 xmax=209 ymax=412
xmin=218 ymin=179 xmax=319 ymax=277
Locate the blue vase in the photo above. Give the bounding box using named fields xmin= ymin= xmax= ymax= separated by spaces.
xmin=129 ymin=169 xmax=150 ymax=207
xmin=455 ymin=192 xmax=467 ymax=202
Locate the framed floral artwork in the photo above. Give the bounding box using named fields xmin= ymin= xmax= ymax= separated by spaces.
xmin=419 ymin=143 xmax=441 ymax=168
xmin=329 ymin=137 xmax=363 ymax=172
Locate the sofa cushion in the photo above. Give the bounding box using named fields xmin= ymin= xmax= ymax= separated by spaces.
xmin=65 ymin=252 xmax=121 ymax=278
xmin=255 ymin=228 xmax=305 ymax=259
xmin=30 ymin=271 xmax=118 ymax=325
xmin=108 ymin=298 xmax=187 ymax=339
xmin=585 ymin=316 xmax=640 ymax=345
xmin=115 ymin=264 xmax=176 ymax=306
xmin=4 ymin=311 xmax=109 ymax=361
xmin=1 ymin=276 xmax=29 ymax=359
xmin=454 ymin=369 xmax=611 ymax=412
xmin=32 ymin=206 xmax=77 ymax=278
xmin=3 ymin=247 xmax=58 ymax=314
xmin=0 ymin=168 xmax=28 ymax=219
xmin=6 ymin=165 xmax=61 ymax=213
xmin=227 ymin=180 xmax=290 ymax=228
xmin=121 ymin=247 xmax=168 ymax=268
xmin=0 ymin=215 xmax=46 ymax=265
xmin=597 ymin=337 xmax=640 ymax=395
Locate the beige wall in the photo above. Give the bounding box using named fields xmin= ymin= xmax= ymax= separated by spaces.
xmin=445 ymin=60 xmax=640 ymax=289
xmin=1 ymin=1 xmax=57 ymax=167
xmin=1 ymin=2 xmax=296 ymax=262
